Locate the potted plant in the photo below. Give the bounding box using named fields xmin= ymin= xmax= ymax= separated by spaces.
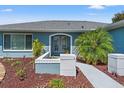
xmin=64 ymin=49 xmax=69 ymax=54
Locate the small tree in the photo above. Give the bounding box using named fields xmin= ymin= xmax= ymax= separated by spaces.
xmin=75 ymin=28 xmax=114 ymax=65
xmin=112 ymin=11 xmax=124 ymax=23
xmin=33 ymin=39 xmax=44 ymax=57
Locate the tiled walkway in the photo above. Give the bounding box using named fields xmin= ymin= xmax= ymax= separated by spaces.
xmin=0 ymin=63 xmax=5 ymax=82
xmin=76 ymin=62 xmax=124 ymax=88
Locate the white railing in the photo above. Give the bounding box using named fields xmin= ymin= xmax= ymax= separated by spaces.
xmin=35 ymin=51 xmax=50 ymax=61
xmin=35 ymin=51 xmax=60 ymax=63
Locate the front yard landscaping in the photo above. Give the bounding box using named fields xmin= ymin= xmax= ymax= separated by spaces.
xmin=0 ymin=58 xmax=93 ymax=88
xmin=75 ymin=28 xmax=124 ymax=87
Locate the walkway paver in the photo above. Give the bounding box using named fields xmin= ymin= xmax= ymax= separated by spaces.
xmin=76 ymin=62 xmax=124 ymax=88
xmin=0 ymin=63 xmax=5 ymax=82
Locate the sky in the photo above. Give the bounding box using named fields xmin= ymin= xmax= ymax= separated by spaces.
xmin=0 ymin=5 xmax=124 ymax=25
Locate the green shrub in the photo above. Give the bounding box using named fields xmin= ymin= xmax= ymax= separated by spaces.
xmin=11 ymin=61 xmax=21 ymax=67
xmin=16 ymin=67 xmax=26 ymax=81
xmin=48 ymin=79 xmax=64 ymax=88
xmin=75 ymin=27 xmax=114 ymax=65
xmin=33 ymin=39 xmax=44 ymax=57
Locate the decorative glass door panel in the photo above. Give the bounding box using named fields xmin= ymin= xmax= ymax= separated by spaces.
xmin=51 ymin=35 xmax=70 ymax=56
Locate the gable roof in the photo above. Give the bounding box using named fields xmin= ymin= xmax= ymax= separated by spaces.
xmin=106 ymin=20 xmax=124 ymax=30
xmin=0 ymin=20 xmax=108 ymax=32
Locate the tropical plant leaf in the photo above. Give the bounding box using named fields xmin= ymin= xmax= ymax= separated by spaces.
xmin=75 ymin=27 xmax=114 ymax=65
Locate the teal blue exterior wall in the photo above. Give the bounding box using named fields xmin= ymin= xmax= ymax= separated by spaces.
xmin=33 ymin=32 xmax=81 ymax=46
xmin=0 ymin=32 xmax=81 ymax=58
xmin=109 ymin=27 xmax=124 ymax=53
xmin=1 ymin=28 xmax=124 ymax=58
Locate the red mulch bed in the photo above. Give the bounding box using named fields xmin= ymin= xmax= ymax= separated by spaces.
xmin=0 ymin=58 xmax=93 ymax=88
xmin=95 ymin=65 xmax=124 ymax=86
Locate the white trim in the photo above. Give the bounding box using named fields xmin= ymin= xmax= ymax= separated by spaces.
xmin=3 ymin=33 xmax=33 ymax=51
xmin=49 ymin=33 xmax=72 ymax=56
xmin=36 ymin=51 xmax=50 ymax=61
xmin=3 ymin=50 xmax=32 ymax=52
xmin=35 ymin=51 xmax=60 ymax=64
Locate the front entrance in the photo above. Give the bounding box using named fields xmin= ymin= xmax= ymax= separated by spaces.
xmin=51 ymin=34 xmax=71 ymax=56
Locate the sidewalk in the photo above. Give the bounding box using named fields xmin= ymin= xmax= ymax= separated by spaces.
xmin=76 ymin=62 xmax=123 ymax=88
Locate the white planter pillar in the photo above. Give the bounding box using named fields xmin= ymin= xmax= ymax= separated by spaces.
xmin=60 ymin=54 xmax=76 ymax=76
xmin=108 ymin=53 xmax=124 ymax=76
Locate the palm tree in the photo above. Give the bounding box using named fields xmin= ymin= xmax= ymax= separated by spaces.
xmin=75 ymin=28 xmax=114 ymax=65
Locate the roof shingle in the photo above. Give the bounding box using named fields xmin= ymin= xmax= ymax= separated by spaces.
xmin=0 ymin=20 xmax=108 ymax=32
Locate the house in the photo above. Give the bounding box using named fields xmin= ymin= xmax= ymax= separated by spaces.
xmin=0 ymin=20 xmax=123 ymax=58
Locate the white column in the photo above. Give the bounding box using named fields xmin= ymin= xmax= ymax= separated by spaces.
xmin=60 ymin=54 xmax=76 ymax=76
xmin=108 ymin=54 xmax=124 ymax=76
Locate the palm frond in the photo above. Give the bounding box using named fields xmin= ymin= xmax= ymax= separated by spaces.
xmin=75 ymin=27 xmax=114 ymax=65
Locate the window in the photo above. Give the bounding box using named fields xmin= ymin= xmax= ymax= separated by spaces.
xmin=12 ymin=35 xmax=25 ymax=50
xmin=4 ymin=34 xmax=11 ymax=50
xmin=26 ymin=35 xmax=32 ymax=50
xmin=4 ymin=33 xmax=32 ymax=50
